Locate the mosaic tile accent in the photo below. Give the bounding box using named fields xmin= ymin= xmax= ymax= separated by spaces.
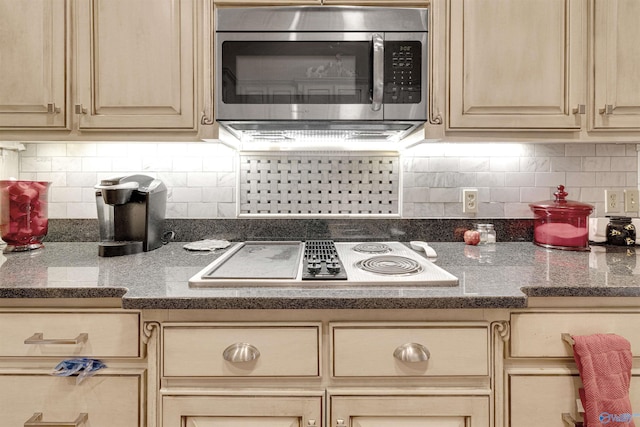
xmin=239 ymin=153 xmax=400 ymax=215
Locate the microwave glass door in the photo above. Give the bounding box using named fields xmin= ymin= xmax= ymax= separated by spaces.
xmin=221 ymin=40 xmax=372 ymax=105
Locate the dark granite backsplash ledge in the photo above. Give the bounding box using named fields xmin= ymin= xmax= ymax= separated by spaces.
xmin=47 ymin=218 xmax=534 ymax=243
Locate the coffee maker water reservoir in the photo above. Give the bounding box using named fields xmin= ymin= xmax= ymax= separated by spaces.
xmin=95 ymin=174 xmax=167 ymax=257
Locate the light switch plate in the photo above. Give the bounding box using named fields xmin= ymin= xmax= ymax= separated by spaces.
xmin=625 ymin=189 xmax=639 ymax=212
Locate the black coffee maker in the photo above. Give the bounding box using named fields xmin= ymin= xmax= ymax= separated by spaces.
xmin=95 ymin=174 xmax=167 ymax=257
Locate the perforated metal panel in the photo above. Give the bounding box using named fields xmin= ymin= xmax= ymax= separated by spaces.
xmin=239 ymin=154 xmax=400 ymax=215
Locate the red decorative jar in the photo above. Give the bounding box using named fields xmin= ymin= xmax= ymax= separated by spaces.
xmin=0 ymin=180 xmax=51 ymax=251
xmin=529 ymin=185 xmax=594 ymax=251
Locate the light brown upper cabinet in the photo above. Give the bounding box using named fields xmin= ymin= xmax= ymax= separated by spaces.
xmin=592 ymin=0 xmax=640 ymax=130
xmin=446 ymin=0 xmax=640 ymax=134
xmin=447 ymin=0 xmax=586 ymax=131
xmin=74 ymin=0 xmax=196 ymax=130
xmin=0 ymin=0 xmax=67 ymax=129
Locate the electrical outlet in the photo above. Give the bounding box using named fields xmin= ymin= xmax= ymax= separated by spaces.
xmin=463 ymin=189 xmax=478 ymax=213
xmin=605 ymin=189 xmax=622 ymax=213
xmin=625 ymin=189 xmax=639 ymax=212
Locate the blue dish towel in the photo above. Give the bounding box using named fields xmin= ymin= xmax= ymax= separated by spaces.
xmin=52 ymin=358 xmax=106 ymax=384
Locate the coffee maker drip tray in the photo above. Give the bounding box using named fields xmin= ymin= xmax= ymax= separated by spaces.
xmin=98 ymin=241 xmax=144 ymax=257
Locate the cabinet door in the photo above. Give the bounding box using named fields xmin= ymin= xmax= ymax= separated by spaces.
xmin=330 ymin=395 xmax=489 ymax=427
xmin=163 ymin=395 xmax=323 ymax=427
xmin=0 ymin=374 xmax=142 ymax=427
xmin=510 ymin=374 xmax=640 ymax=427
xmin=75 ymin=0 xmax=195 ymax=129
xmin=0 ymin=0 xmax=66 ymax=128
xmin=592 ymin=0 xmax=640 ymax=130
xmin=448 ymin=0 xmax=585 ymax=130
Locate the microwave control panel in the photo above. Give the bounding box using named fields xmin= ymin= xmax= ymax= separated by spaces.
xmin=384 ymin=41 xmax=422 ymax=104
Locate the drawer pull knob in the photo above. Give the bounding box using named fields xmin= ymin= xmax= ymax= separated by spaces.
xmin=393 ymin=342 xmax=430 ymax=362
xmin=222 ymin=342 xmax=261 ymax=363
xmin=25 ymin=412 xmax=88 ymax=426
xmin=24 ymin=332 xmax=88 ymax=345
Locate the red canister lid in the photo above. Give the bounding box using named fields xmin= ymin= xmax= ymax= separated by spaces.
xmin=529 ymin=185 xmax=593 ymax=215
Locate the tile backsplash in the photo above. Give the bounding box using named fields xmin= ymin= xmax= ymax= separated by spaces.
xmin=13 ymin=141 xmax=639 ymax=219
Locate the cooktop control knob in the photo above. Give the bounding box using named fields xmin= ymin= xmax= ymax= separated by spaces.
xmin=308 ymin=262 xmax=322 ymax=275
xmin=326 ymin=262 xmax=341 ymax=274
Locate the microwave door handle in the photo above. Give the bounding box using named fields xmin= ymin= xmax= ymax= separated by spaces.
xmin=371 ymin=33 xmax=384 ymax=112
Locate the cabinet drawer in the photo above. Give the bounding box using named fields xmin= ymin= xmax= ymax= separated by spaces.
xmin=510 ymin=374 xmax=640 ymax=427
xmin=331 ymin=323 xmax=489 ymax=377
xmin=0 ymin=374 xmax=141 ymax=427
xmin=510 ymin=312 xmax=640 ymax=358
xmin=0 ymin=312 xmax=140 ymax=357
xmin=163 ymin=324 xmax=321 ymax=377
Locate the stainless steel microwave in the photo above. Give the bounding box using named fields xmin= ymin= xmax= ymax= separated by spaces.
xmin=214 ymin=6 xmax=428 ymax=145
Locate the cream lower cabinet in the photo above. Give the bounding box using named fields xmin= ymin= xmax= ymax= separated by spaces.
xmin=158 ymin=319 xmax=493 ymax=427
xmin=0 ymin=308 xmax=144 ymax=427
xmin=329 ymin=395 xmax=489 ymax=427
xmin=0 ymin=0 xmax=67 ymax=129
xmin=505 ymin=310 xmax=640 ymax=427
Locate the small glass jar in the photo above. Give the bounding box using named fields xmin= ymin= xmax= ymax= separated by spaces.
xmin=475 ymin=224 xmax=488 ymax=245
xmin=606 ymin=216 xmax=636 ymax=246
xmin=485 ymin=224 xmax=496 ymax=244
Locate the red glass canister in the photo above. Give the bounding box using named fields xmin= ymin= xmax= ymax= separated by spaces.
xmin=529 ymin=185 xmax=594 ymax=251
xmin=0 ymin=180 xmax=51 ymax=251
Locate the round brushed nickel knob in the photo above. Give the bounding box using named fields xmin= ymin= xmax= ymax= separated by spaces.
xmin=222 ymin=342 xmax=261 ymax=363
xmin=393 ymin=342 xmax=430 ymax=362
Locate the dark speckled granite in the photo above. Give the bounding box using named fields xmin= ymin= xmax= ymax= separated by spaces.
xmin=2 ymin=241 xmax=640 ymax=309
xmin=46 ymin=218 xmax=534 ymax=243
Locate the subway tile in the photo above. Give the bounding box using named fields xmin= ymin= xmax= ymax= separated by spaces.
xmin=33 ymin=172 xmax=66 ymax=186
xmin=520 ymin=187 xmax=551 ymax=202
xmin=428 ymin=157 xmax=459 ymax=172
xmin=111 ymin=157 xmax=143 ymax=172
xmin=142 ymin=157 xmax=173 ymax=172
xmin=611 ymin=157 xmax=638 ymax=171
xmin=429 ymin=188 xmax=458 ymax=203
xmin=96 ymin=143 xmax=128 ymax=157
xmin=476 ymin=172 xmax=505 ymax=187
xmin=169 ymin=187 xmax=202 ymax=203
xmin=566 ymin=172 xmax=596 ymax=188
xmin=594 ymin=172 xmax=626 ymax=187
xmin=127 ymin=143 xmax=158 ymax=157
xmin=217 ymin=202 xmax=237 ymax=218
xmin=52 ymin=157 xmax=82 ymax=172
xmin=166 ymin=203 xmax=188 ymax=218
xmin=51 ymin=187 xmax=83 ymax=203
xmin=505 ymin=202 xmax=533 ymax=218
xmin=489 ymin=157 xmax=519 ymax=172
xmin=596 ymin=143 xmax=627 ymax=156
xmin=414 ymin=202 xmax=443 ymax=217
xmin=66 ymin=202 xmax=97 ymax=219
xmin=82 ymin=157 xmax=112 ymax=172
xmin=37 ymin=143 xmax=66 ymax=157
xmin=535 ymin=144 xmax=565 ymax=157
xmin=67 ymin=143 xmax=97 ymax=157
xmin=403 ymin=187 xmax=429 ymax=203
xmin=459 ymin=157 xmax=490 ymax=172
xmin=565 ymin=143 xmax=595 ymax=157
xmin=188 ymin=203 xmax=218 ymax=218
xmin=67 ymin=172 xmax=98 ymax=187
xmin=504 ymin=172 xmax=535 ymax=187
xmin=519 ymin=157 xmax=550 ymax=172
xmin=187 ymin=172 xmax=218 ymax=187
xmin=534 ymin=172 xmax=566 ymax=187
xmin=551 ymin=157 xmax=582 ymax=172
xmin=172 ymin=157 xmax=203 ymax=172
xmin=21 ymin=156 xmax=52 ymax=172
xmin=583 ymin=156 xmax=611 ymax=171
xmin=47 ymin=203 xmax=67 ymax=219
xmin=203 ymin=186 xmax=234 ymax=203
xmin=490 ymin=187 xmax=520 ymax=202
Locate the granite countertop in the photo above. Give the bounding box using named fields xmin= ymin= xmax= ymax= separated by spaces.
xmin=1 ymin=242 xmax=639 ymax=309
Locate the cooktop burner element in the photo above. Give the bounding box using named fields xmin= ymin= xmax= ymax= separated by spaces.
xmin=355 ymin=255 xmax=424 ymax=276
xmin=352 ymin=242 xmax=392 ymax=254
